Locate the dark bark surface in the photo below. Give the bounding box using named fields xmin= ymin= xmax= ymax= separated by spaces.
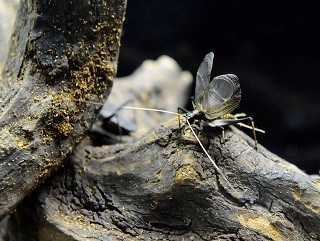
xmin=0 ymin=0 xmax=127 ymax=219
xmin=2 ymin=1 xmax=320 ymax=240
xmin=8 ymin=118 xmax=320 ymax=241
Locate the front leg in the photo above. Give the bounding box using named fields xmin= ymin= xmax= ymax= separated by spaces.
xmin=177 ymin=107 xmax=190 ymax=133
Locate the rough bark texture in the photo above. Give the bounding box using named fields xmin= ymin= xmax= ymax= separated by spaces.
xmin=7 ymin=118 xmax=320 ymax=241
xmin=0 ymin=0 xmax=127 ymax=219
xmin=2 ymin=2 xmax=320 ymax=240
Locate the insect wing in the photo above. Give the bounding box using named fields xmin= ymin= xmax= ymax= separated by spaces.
xmin=204 ymin=74 xmax=241 ymax=119
xmin=209 ymin=75 xmax=235 ymax=100
xmin=194 ymin=52 xmax=214 ymax=105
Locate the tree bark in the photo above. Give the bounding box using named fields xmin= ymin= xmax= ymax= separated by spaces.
xmin=2 ymin=1 xmax=320 ymax=240
xmin=7 ymin=118 xmax=320 ymax=240
xmin=0 ymin=0 xmax=127 ymax=219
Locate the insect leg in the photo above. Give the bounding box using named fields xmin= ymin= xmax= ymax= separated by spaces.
xmin=177 ymin=107 xmax=190 ymax=133
xmin=249 ymin=117 xmax=258 ymax=150
xmin=234 ymin=117 xmax=258 ymax=150
xmin=177 ymin=107 xmax=185 ymax=134
xmin=212 ymin=125 xmax=225 ymax=144
xmin=190 ymin=96 xmax=196 ymax=109
xmin=232 ymin=116 xmax=258 ymax=150
xmin=209 ymin=117 xmax=259 ymax=150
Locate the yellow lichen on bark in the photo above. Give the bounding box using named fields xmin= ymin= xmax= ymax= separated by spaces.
xmin=238 ymin=214 xmax=286 ymax=241
xmin=293 ymin=188 xmax=320 ymax=213
xmin=174 ymin=165 xmax=198 ymax=185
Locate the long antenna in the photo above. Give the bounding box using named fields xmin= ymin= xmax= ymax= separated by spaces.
xmin=73 ymin=99 xmax=253 ymax=192
xmin=120 ymin=106 xmax=182 ymax=116
xmin=122 ymin=105 xmax=237 ymax=192
xmin=185 ymin=118 xmax=236 ymax=192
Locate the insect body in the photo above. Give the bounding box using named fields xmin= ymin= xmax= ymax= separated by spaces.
xmin=180 ymin=52 xmax=260 ymax=149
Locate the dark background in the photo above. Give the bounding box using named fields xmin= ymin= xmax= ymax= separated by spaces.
xmin=117 ymin=0 xmax=320 ymax=174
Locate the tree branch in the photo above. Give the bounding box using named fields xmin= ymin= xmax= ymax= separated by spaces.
xmin=8 ymin=118 xmax=320 ymax=240
xmin=0 ymin=0 xmax=127 ymax=219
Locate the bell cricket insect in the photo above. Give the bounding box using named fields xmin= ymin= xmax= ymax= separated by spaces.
xmin=75 ymin=52 xmax=265 ymax=191
xmin=178 ymin=52 xmax=264 ymax=149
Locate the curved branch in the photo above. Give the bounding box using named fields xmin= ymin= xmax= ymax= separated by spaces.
xmin=10 ymin=118 xmax=320 ymax=240
xmin=0 ymin=0 xmax=127 ymax=219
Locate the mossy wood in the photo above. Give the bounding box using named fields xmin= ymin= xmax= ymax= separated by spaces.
xmin=8 ymin=118 xmax=320 ymax=241
xmin=0 ymin=0 xmax=127 ymax=219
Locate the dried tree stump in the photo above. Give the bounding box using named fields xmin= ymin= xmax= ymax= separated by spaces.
xmin=0 ymin=0 xmax=127 ymax=219
xmin=7 ymin=117 xmax=320 ymax=241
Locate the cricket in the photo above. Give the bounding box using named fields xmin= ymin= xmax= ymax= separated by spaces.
xmin=120 ymin=52 xmax=264 ymax=190
xmin=76 ymin=52 xmax=265 ymax=190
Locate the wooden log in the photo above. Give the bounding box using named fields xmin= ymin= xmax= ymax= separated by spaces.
xmin=7 ymin=117 xmax=320 ymax=240
xmin=0 ymin=0 xmax=127 ymax=219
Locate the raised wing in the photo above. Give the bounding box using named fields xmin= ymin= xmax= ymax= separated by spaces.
xmin=203 ymin=74 xmax=241 ymax=119
xmin=194 ymin=52 xmax=214 ymax=105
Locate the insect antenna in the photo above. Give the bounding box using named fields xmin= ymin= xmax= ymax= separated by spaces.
xmin=74 ymin=98 xmax=136 ymax=143
xmin=184 ymin=118 xmax=236 ymax=192
xmin=120 ymin=106 xmax=180 ymax=116
xmin=122 ymin=105 xmax=237 ymax=192
xmin=73 ymin=99 xmax=240 ymax=192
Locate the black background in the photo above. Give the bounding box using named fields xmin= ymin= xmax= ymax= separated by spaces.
xmin=117 ymin=0 xmax=320 ymax=174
